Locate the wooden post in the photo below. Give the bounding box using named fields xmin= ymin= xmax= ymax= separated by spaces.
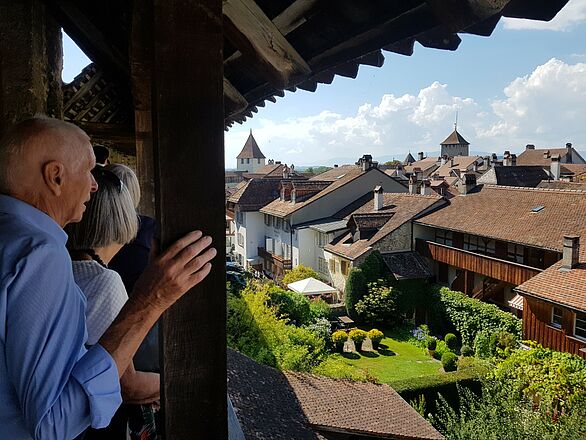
xmin=151 ymin=0 xmax=227 ymax=438
xmin=0 ymin=0 xmax=63 ymax=135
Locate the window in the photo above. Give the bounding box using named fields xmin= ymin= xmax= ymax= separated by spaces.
xmin=575 ymin=312 xmax=586 ymax=340
xmin=282 ymin=243 xmax=291 ymax=259
xmin=328 ymin=259 xmax=336 ymax=273
xmin=508 ymin=243 xmax=524 ymax=264
xmin=341 ymin=260 xmax=349 ymax=276
xmin=316 ymin=232 xmax=328 ymax=248
xmin=237 ymin=233 xmax=244 ymax=247
xmin=283 ymin=220 xmax=290 ymax=232
xmin=435 ymin=229 xmax=453 ymax=246
xmin=240 ymin=158 xmax=244 ymax=164
xmin=236 ymin=211 xmax=244 ymax=225
xmin=246 ymin=158 xmax=250 ymax=164
xmin=551 ymin=307 xmax=563 ymax=329
xmin=275 ymin=218 xmax=282 ymax=229
xmin=264 ymin=214 xmax=270 ymax=226
xmin=464 ymin=234 xmax=495 ymax=255
xmin=318 ymin=257 xmax=328 ymax=274
xmin=257 ymin=158 xmax=261 ymax=164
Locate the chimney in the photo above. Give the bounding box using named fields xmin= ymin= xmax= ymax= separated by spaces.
xmin=440 ymin=155 xmax=448 ymax=166
xmin=566 ymin=143 xmax=573 ymax=162
xmin=290 ymin=164 xmax=295 ymax=173
xmin=276 ymin=160 xmax=282 ymax=164
xmin=357 ymin=154 xmax=373 ymax=171
xmin=566 ymin=142 xmax=572 ymax=150
xmin=420 ymin=179 xmax=432 ymax=196
xmin=417 ymin=151 xmax=424 ymax=161
xmin=525 ymin=144 xmax=535 ymax=150
xmin=374 ymin=185 xmax=384 ymax=211
xmin=282 ymin=164 xmax=290 ymax=179
xmin=457 ymin=173 xmax=477 ymax=195
xmin=560 ymin=235 xmax=580 ymax=271
xmin=503 ymin=151 xmax=511 ymax=166
xmin=333 ymin=164 xmax=338 ymax=168
xmin=550 ymin=154 xmax=561 ymax=180
xmin=543 ymin=151 xmax=550 ymax=160
xmin=409 ymin=174 xmax=418 ymax=194
xmin=511 ymin=154 xmax=517 ymax=167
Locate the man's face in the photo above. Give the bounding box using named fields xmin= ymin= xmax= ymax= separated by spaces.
xmin=61 ymin=136 xmax=98 ymax=225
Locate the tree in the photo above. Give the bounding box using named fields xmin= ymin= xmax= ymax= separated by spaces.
xmin=344 ymin=268 xmax=367 ymax=319
xmin=354 ymin=282 xmax=399 ymax=324
xmin=383 ymin=160 xmax=401 ymax=166
xmin=282 ymin=264 xmax=321 ymax=285
xmin=359 ymin=250 xmax=388 ymax=283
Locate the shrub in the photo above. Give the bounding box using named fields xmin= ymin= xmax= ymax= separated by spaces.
xmin=359 ymin=250 xmax=388 ymax=282
xmin=267 ymin=286 xmax=311 ymax=326
xmin=282 ymin=265 xmax=321 ymax=285
xmin=442 ymin=351 xmax=458 ymax=372
xmin=345 ymin=268 xmax=368 ymax=319
xmin=490 ymin=330 xmax=518 ymax=359
xmin=410 ymin=325 xmax=432 ymax=349
xmin=368 ymin=329 xmax=384 ymax=349
xmin=427 ymin=338 xmax=437 ymax=351
xmin=433 ymin=340 xmax=451 ymax=361
xmin=309 ymin=298 xmax=331 ymax=320
xmin=354 ymin=282 xmax=399 ymax=325
xmin=438 ymin=287 xmax=522 ymax=346
xmin=461 ymin=345 xmax=474 ymax=357
xmin=304 ymin=317 xmax=331 ymax=343
xmin=349 ymin=329 xmax=368 ymax=346
xmin=444 ymin=333 xmax=458 ymax=351
xmin=332 ymin=330 xmax=348 ymax=344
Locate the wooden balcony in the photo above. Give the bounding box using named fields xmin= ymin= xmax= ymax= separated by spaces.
xmin=416 ymin=239 xmax=541 ymax=285
xmin=258 ymin=247 xmax=292 ymax=271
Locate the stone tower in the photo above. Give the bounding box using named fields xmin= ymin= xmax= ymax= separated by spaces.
xmin=236 ymin=130 xmax=266 ymax=172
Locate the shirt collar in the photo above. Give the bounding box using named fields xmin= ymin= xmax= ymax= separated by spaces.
xmin=0 ymin=194 xmax=68 ymax=244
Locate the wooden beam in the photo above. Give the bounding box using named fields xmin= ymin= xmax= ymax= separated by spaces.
xmin=272 ymin=0 xmax=320 ymax=35
xmin=46 ymin=0 xmax=128 ymax=76
xmin=151 ymin=0 xmax=227 ymax=439
xmin=223 ymin=0 xmax=311 ymax=88
xmin=417 ymin=29 xmax=461 ymax=51
xmin=424 ymin=0 xmax=509 ymax=33
xmin=224 ymin=78 xmax=248 ymax=117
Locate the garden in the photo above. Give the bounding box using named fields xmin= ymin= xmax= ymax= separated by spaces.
xmin=227 ymin=255 xmax=586 ymax=438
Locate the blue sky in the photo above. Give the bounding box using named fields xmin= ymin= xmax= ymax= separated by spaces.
xmin=62 ymin=0 xmax=586 ymax=167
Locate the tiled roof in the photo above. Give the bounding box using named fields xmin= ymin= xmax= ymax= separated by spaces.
xmin=244 ymin=163 xmax=307 ymax=180
xmin=382 ymin=252 xmax=432 ymax=280
xmin=537 ymin=180 xmax=586 ymax=190
xmin=415 ymin=185 xmax=586 ymax=252
xmin=516 ymin=147 xmax=571 ymax=166
xmin=561 ymin=164 xmax=586 ymax=177
xmin=260 ymin=165 xmax=386 ymax=218
xmin=516 ymin=261 xmax=586 ymax=312
xmin=325 ymin=193 xmax=444 ymax=260
xmin=237 ymin=131 xmax=266 ymax=159
xmin=227 ymin=178 xmax=281 ymax=211
xmin=285 ymin=372 xmax=444 ymax=440
xmin=227 ymin=349 xmax=323 ymax=440
xmin=477 ymin=166 xmax=549 ymax=188
xmin=353 ymin=212 xmax=395 ymax=230
xmin=440 ymin=129 xmax=469 ymax=145
xmin=434 ymin=156 xmax=480 ymax=178
xmin=404 ymin=159 xmax=439 ymax=175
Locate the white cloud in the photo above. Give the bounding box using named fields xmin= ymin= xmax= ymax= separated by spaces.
xmin=502 ymin=0 xmax=586 ymax=31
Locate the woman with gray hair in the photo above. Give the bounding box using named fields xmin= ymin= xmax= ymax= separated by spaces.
xmin=66 ymin=166 xmax=159 ymax=439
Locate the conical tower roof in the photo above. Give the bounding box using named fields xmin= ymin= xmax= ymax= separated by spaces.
xmin=403 ymin=152 xmax=415 ymax=165
xmin=440 ymin=129 xmax=469 ymax=145
xmin=237 ymin=130 xmax=266 ymax=159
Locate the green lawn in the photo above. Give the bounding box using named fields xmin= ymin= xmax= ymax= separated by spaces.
xmin=340 ymin=329 xmax=441 ymax=383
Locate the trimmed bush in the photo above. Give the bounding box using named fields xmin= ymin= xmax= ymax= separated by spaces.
xmin=332 ymin=330 xmax=348 ymax=344
xmin=344 ymin=268 xmax=368 ymax=319
xmin=442 ymin=351 xmax=458 ymax=372
xmin=359 ymin=250 xmax=388 ymax=282
xmin=461 ymin=345 xmax=474 ymax=357
xmin=433 ymin=340 xmax=450 ymax=361
xmin=349 ymin=329 xmax=368 ymax=350
xmin=444 ymin=333 xmax=458 ymax=351
xmin=368 ymin=329 xmax=384 ymax=349
xmin=427 ymin=338 xmax=437 ymax=350
xmin=474 ymin=330 xmax=493 ymax=359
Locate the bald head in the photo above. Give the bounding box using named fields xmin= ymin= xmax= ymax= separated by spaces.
xmin=0 ymin=117 xmax=90 ymax=194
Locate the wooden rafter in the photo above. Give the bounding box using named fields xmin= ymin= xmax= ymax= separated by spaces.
xmin=223 ymin=0 xmax=311 ymax=88
xmin=224 ymin=78 xmax=248 ymax=117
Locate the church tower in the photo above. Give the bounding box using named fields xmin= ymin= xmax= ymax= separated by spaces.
xmin=236 ymin=130 xmax=266 ymax=172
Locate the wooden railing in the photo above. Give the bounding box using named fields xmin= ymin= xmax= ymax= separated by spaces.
xmin=258 ymin=247 xmax=292 ymax=270
xmin=416 ymin=239 xmax=541 ymax=285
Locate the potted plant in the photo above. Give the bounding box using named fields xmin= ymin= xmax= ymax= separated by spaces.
xmin=349 ymin=329 xmax=368 ymax=351
xmin=368 ymin=329 xmax=384 ymax=350
xmin=332 ymin=330 xmax=348 ymax=353
xmin=427 ymin=338 xmax=437 ymax=357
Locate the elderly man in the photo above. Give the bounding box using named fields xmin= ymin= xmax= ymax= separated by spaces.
xmin=0 ymin=117 xmax=216 ymax=439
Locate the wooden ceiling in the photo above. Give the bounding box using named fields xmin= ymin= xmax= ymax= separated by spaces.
xmin=52 ymin=0 xmax=569 ymax=149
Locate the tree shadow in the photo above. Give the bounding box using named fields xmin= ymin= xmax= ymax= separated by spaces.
xmin=360 ymin=351 xmax=380 ymax=358
xmin=377 ymin=348 xmax=396 ymax=357
xmin=342 ymin=352 xmax=360 ymax=360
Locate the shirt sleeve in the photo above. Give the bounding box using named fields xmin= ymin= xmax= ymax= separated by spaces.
xmin=6 ymin=244 xmax=121 ymax=439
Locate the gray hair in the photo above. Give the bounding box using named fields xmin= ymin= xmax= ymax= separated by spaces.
xmin=66 ymin=172 xmax=138 ymax=249
xmin=106 ymin=163 xmax=141 ymax=209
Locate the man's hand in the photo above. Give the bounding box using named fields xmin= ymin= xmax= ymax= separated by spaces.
xmin=133 ymin=230 xmax=217 ymax=310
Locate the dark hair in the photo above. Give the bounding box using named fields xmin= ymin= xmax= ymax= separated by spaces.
xmin=93 ymin=144 xmax=110 ymax=165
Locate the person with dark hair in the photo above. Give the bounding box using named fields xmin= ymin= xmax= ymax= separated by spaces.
xmin=0 ymin=117 xmax=216 ymax=440
xmin=93 ymin=144 xmax=110 ymax=166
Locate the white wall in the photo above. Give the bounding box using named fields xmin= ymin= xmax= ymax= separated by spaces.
xmin=297 ymin=228 xmax=316 ymax=268
xmin=234 ymin=211 xmax=266 ymax=268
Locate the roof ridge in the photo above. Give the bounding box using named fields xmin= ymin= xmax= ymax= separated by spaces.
xmin=484 ymin=184 xmax=586 ymax=194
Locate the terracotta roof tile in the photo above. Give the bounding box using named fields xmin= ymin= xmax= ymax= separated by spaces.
xmin=516 ymin=261 xmax=586 ymax=312
xmin=237 ymin=131 xmax=265 ymax=159
xmin=227 ymin=178 xmax=281 ymax=211
xmin=285 ymin=372 xmax=444 ymax=440
xmin=415 ymin=185 xmax=586 ymax=252
xmin=440 ymin=129 xmax=469 ymax=145
xmin=516 ymin=147 xmax=579 ymax=166
xmin=382 ymin=252 xmax=432 ymax=280
xmin=434 ymin=156 xmax=480 ymax=178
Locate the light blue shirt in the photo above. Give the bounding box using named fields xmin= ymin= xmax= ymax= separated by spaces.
xmin=0 ymin=194 xmax=121 ymax=439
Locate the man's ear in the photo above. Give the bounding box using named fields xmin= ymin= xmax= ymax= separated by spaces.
xmin=42 ymin=161 xmax=65 ymax=196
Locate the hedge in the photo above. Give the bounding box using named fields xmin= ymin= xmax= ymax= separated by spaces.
xmin=438 ymin=287 xmax=522 ymax=346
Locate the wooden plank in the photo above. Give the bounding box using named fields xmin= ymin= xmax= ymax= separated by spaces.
xmin=151 ymin=0 xmax=227 ymax=438
xmin=223 ymin=0 xmax=311 ymax=88
xmin=272 ymin=0 xmax=320 ymax=35
xmin=224 ymin=78 xmax=248 ymax=117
